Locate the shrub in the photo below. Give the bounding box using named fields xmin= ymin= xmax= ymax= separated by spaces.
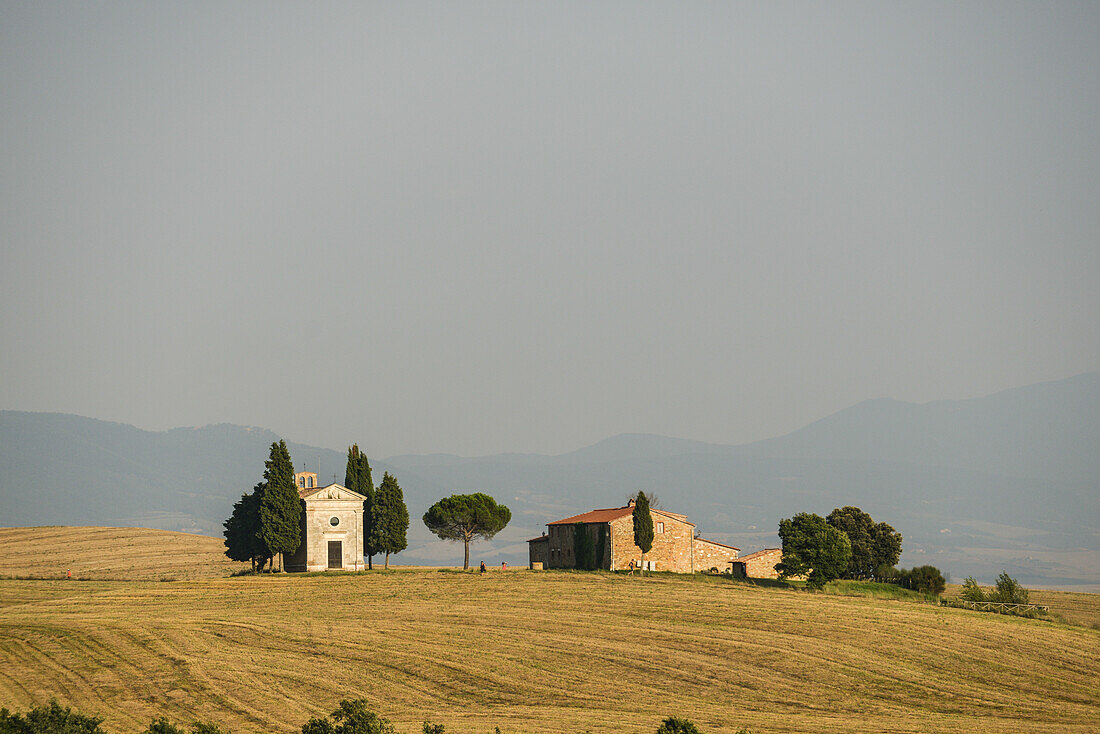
xmin=302 ymin=701 xmax=395 ymax=734
xmin=0 ymin=700 xmax=107 ymax=734
xmin=991 ymin=572 xmax=1029 ymax=604
xmin=421 ymin=725 xmax=445 ymax=734
xmin=960 ymin=576 xmax=985 ymax=602
xmin=892 ymin=566 xmax=945 ymax=595
xmin=655 ymin=717 xmax=703 ymax=734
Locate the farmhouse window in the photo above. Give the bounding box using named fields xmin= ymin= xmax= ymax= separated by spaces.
xmin=329 ymin=516 xmax=340 ymax=527
xmin=656 ymin=522 xmax=664 ymax=533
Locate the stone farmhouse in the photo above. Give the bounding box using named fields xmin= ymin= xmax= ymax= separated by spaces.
xmin=284 ymin=471 xmax=366 ymax=572
xmin=527 ymin=499 xmax=741 ymax=573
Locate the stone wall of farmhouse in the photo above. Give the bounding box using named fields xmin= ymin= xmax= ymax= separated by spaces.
xmin=742 ymin=548 xmax=784 ymax=579
xmin=609 ymin=513 xmax=696 ymax=573
xmin=528 ymin=539 xmax=548 ymax=568
xmin=692 ymin=539 xmax=739 ymax=572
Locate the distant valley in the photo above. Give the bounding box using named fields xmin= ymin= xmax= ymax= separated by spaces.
xmin=1 ymin=373 xmax=1097 ymax=589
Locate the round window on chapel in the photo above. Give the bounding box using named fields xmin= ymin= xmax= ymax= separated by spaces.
xmin=329 ymin=516 xmax=340 ymax=527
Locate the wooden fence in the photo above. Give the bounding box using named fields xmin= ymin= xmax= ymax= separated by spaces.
xmin=941 ymin=599 xmax=1048 ymax=613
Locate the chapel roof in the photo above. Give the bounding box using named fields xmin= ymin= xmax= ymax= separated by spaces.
xmin=297 ymin=482 xmax=367 ymax=502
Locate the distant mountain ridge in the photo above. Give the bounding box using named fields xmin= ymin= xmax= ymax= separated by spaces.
xmin=1 ymin=372 xmax=1097 ymax=588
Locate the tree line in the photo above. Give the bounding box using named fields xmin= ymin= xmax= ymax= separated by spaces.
xmin=775 ymin=505 xmax=945 ymax=594
xmin=223 ymin=441 xmax=408 ymax=571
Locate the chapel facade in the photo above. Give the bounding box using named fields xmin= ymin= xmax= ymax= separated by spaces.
xmin=284 ymin=471 xmax=366 ymax=572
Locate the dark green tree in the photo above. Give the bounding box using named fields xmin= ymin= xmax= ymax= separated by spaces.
xmin=373 ymin=472 xmax=409 ymax=569
xmin=776 ymin=512 xmax=852 ymax=589
xmin=422 ymin=493 xmax=511 ymax=570
xmin=632 ymin=491 xmax=655 ymax=576
xmin=143 ymin=720 xmax=224 ymax=734
xmin=655 ymin=717 xmax=703 ymax=734
xmin=0 ymin=700 xmax=107 ymax=734
xmin=345 ymin=444 xmax=377 ymax=569
xmin=223 ymin=483 xmax=270 ymax=571
xmin=259 ymin=440 xmax=302 ymax=572
xmin=896 ymin=565 xmax=946 ymax=595
xmin=301 ymin=700 xmax=395 ymax=734
xmin=871 ymin=521 xmax=903 ymax=573
xmin=826 ymin=506 xmax=902 ymax=579
xmin=960 ymin=576 xmax=986 ymax=602
xmin=573 ymin=523 xmax=596 ymax=570
xmin=991 ymin=571 xmax=1029 ymax=604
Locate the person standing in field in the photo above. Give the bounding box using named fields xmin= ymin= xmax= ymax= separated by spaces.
xmin=479 ymin=561 xmax=486 ymax=574
xmin=628 ymin=558 xmax=636 ymax=576
xmin=502 ymin=561 xmax=507 ymax=572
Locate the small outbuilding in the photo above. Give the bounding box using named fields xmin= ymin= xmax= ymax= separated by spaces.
xmin=730 ymin=548 xmax=785 ymax=579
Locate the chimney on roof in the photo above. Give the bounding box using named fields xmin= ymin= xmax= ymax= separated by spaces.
xmin=627 ymin=498 xmax=636 ymax=507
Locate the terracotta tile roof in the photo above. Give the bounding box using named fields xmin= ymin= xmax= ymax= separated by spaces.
xmin=694 ymin=537 xmax=741 ymax=552
xmin=736 ymin=548 xmax=781 ymax=561
xmin=547 ymin=505 xmax=696 ymax=527
xmin=527 ymin=534 xmax=549 ymax=543
xmin=548 ymin=506 xmax=634 ymax=525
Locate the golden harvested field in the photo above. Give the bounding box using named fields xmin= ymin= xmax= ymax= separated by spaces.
xmin=0 ymin=527 xmax=249 ymax=581
xmin=0 ymin=531 xmax=1098 ymax=733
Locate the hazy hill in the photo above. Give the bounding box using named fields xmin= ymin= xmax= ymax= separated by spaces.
xmin=1 ymin=373 xmax=1097 ymax=587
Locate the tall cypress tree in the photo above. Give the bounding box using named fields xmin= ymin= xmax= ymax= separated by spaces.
xmin=345 ymin=445 xmax=361 ymax=492
xmin=346 ymin=444 xmax=377 ymax=569
xmin=259 ymin=440 xmax=302 ymax=571
xmin=224 ymin=484 xmax=269 ymax=571
xmin=632 ymin=491 xmax=654 ymax=576
xmin=372 ymin=472 xmax=409 ymax=570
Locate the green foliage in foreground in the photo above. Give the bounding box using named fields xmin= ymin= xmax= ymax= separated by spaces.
xmin=0 ymin=701 xmax=719 ymax=734
xmin=0 ymin=700 xmax=107 ymax=734
xmin=655 ymin=717 xmax=703 ymax=734
xmin=143 ymin=719 xmax=227 ymax=734
xmin=302 ymin=700 xmax=396 ymax=734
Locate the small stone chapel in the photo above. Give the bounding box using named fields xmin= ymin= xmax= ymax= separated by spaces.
xmin=283 ymin=471 xmax=366 ymax=572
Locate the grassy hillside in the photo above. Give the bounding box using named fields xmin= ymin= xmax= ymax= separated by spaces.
xmin=0 ymin=526 xmax=248 ymax=580
xmin=0 ymin=532 xmax=1097 ymax=733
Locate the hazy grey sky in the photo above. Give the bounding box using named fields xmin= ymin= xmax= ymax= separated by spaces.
xmin=2 ymin=3 xmax=1098 ymax=458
